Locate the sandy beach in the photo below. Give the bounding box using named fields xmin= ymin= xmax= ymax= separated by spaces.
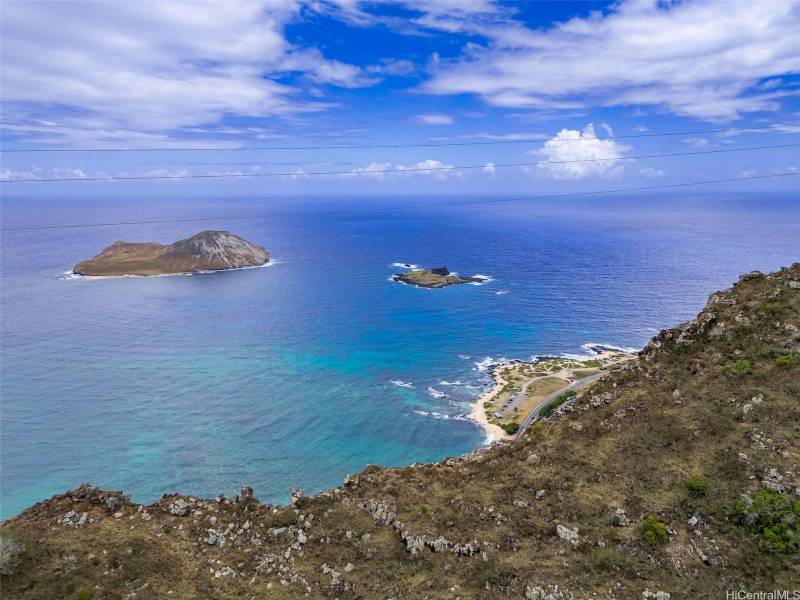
xmin=468 ymin=348 xmax=637 ymax=443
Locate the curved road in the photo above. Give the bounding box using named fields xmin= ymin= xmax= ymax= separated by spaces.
xmin=514 ymin=373 xmax=603 ymax=440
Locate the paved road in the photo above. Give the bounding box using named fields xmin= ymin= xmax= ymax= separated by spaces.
xmin=514 ymin=373 xmax=603 ymax=440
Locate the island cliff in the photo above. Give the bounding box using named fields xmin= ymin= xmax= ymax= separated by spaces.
xmin=72 ymin=231 xmax=269 ymax=276
xmin=393 ymin=267 xmax=482 ymax=288
xmin=1 ymin=264 xmax=798 ymax=598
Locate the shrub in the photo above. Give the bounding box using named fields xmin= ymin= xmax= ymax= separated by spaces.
xmin=75 ymin=589 xmax=94 ymax=600
xmin=540 ymin=390 xmax=576 ymax=419
xmin=756 ymin=301 xmax=779 ymax=319
xmin=735 ymin=490 xmax=800 ymax=553
xmin=774 ymin=352 xmax=795 ymax=367
xmin=642 ymin=516 xmax=668 ymax=545
xmin=500 ymin=422 xmax=520 ymax=435
xmin=684 ymin=475 xmax=709 ymax=497
xmin=726 ymin=359 xmax=751 ymax=377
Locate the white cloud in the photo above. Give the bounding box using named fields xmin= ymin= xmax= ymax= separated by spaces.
xmin=421 ymin=0 xmax=800 ymax=121
xmin=413 ymin=114 xmax=454 ymax=125
xmin=639 ymin=166 xmax=665 ymax=178
xmin=482 ymin=162 xmax=496 ymax=175
xmin=683 ymin=137 xmax=711 ymax=147
xmin=535 ymin=123 xmax=629 ymax=180
xmin=0 ymin=1 xmax=373 ymax=144
xmin=339 ymin=158 xmax=459 ymax=181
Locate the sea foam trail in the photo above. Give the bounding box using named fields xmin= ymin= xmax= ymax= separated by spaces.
xmin=413 ymin=410 xmax=468 ymax=422
xmin=390 ymin=262 xmax=419 ymax=269
xmin=390 ymin=380 xmax=414 ymax=389
xmin=427 ymin=387 xmax=447 ymax=399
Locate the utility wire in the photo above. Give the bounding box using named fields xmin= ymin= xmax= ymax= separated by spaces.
xmin=2 ymin=171 xmax=797 ymax=232
xmin=2 ymin=141 xmax=798 ymax=183
xmin=1 ymin=123 xmax=798 ymax=153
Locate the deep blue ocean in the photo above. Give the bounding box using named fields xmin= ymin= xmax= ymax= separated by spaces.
xmin=1 ymin=193 xmax=798 ymax=518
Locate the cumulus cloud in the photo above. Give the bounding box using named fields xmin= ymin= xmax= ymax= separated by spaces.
xmin=534 ymin=124 xmax=629 ymax=180
xmin=421 ymin=0 xmax=800 ymax=121
xmin=413 ymin=113 xmax=454 ymax=125
xmin=0 ymin=1 xmax=373 ymax=144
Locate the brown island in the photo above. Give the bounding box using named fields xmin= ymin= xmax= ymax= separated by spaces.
xmin=392 ymin=267 xmax=483 ymax=288
xmin=72 ymin=230 xmax=269 ymax=277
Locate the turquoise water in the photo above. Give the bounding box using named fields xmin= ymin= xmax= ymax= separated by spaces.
xmin=1 ymin=193 xmax=798 ymax=518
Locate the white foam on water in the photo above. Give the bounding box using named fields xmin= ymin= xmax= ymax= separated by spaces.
xmin=468 ymin=274 xmax=494 ymax=286
xmin=413 ymin=410 xmax=467 ymax=422
xmin=390 ymin=380 xmax=414 ymax=389
xmin=427 ymin=387 xmax=447 ymax=399
xmin=473 ymin=356 xmax=509 ymax=372
xmin=59 ymin=260 xmax=277 ymax=280
xmin=495 ymin=290 xmax=509 ymax=295
xmin=390 ymin=262 xmax=419 ymax=270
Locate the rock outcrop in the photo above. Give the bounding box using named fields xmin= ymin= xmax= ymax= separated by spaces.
xmin=392 ymin=266 xmax=483 ymax=288
xmin=73 ymin=230 xmax=269 ymax=276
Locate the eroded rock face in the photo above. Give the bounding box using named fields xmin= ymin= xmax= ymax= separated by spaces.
xmin=73 ymin=231 xmax=269 ymax=276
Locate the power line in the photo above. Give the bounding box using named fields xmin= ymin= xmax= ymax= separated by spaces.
xmin=1 ymin=123 xmax=798 ymax=153
xmin=2 ymin=171 xmax=797 ymax=232
xmin=2 ymin=141 xmax=798 ymax=183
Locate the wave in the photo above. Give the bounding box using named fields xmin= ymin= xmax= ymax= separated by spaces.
xmin=413 ymin=410 xmax=468 ymax=422
xmin=438 ymin=380 xmax=463 ymax=386
xmin=390 ymin=380 xmax=414 ymax=389
xmin=579 ymin=342 xmax=640 ymax=355
xmin=426 ymin=387 xmax=447 ymax=399
xmin=495 ymin=289 xmax=509 ymax=295
xmin=473 ymin=356 xmax=510 ymax=372
xmin=468 ymin=274 xmax=494 ymax=286
xmin=59 ymin=261 xmax=277 ymax=281
xmin=390 ymin=262 xmax=419 ymax=270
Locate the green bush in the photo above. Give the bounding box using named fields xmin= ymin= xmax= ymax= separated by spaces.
xmin=642 ymin=516 xmax=668 ymax=545
xmin=735 ymin=490 xmax=800 ymax=553
xmin=684 ymin=475 xmax=709 ymax=497
xmin=726 ymin=359 xmax=751 ymax=377
xmin=774 ymin=352 xmax=795 ymax=367
xmin=500 ymin=422 xmax=520 ymax=434
xmin=756 ymin=301 xmax=779 ymax=319
xmin=75 ymin=589 xmax=94 ymax=600
xmin=540 ymin=390 xmax=576 ymax=419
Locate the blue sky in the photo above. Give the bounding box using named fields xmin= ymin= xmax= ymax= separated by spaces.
xmin=1 ymin=0 xmax=799 ymax=198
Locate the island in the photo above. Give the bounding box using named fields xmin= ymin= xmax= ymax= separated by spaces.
xmin=392 ymin=266 xmax=482 ymax=288
xmin=72 ymin=230 xmax=269 ymax=276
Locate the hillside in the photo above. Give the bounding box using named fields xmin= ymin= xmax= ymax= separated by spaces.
xmin=2 ymin=264 xmax=798 ymax=599
xmin=72 ymin=231 xmax=269 ymax=276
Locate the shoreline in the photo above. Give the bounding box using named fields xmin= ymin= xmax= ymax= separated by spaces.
xmin=468 ymin=347 xmax=638 ymax=444
xmin=61 ymin=260 xmax=275 ymax=280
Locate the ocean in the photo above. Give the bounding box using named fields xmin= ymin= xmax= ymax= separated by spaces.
xmin=1 ymin=192 xmax=797 ymax=518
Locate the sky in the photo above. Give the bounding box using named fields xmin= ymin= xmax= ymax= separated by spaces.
xmin=1 ymin=0 xmax=799 ymax=199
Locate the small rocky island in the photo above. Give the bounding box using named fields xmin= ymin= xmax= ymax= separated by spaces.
xmin=73 ymin=230 xmax=269 ymax=276
xmin=392 ymin=267 xmax=482 ymax=288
